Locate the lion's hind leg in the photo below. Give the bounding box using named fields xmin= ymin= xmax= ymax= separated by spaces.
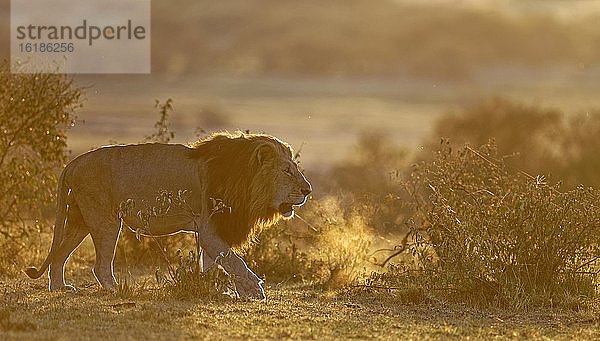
xmin=49 ymin=204 xmax=90 ymax=291
xmin=89 ymin=222 xmax=120 ymax=291
xmin=74 ymin=195 xmax=121 ymax=291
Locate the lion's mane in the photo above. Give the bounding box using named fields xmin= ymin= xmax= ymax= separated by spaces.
xmin=189 ymin=132 xmax=293 ymax=247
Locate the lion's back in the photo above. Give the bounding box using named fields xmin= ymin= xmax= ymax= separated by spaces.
xmin=63 ymin=143 xmax=207 ymax=210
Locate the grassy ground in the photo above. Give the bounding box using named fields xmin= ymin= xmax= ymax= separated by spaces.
xmin=1 ymin=275 xmax=599 ymax=340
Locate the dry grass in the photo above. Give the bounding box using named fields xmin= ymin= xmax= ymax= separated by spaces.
xmin=2 ymin=275 xmax=600 ymax=340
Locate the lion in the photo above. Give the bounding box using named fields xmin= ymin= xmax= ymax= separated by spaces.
xmin=25 ymin=132 xmax=312 ymax=299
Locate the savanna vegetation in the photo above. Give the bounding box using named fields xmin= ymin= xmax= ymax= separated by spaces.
xmin=0 ymin=62 xmax=81 ymax=274
xmin=1 ymin=62 xmax=600 ymax=339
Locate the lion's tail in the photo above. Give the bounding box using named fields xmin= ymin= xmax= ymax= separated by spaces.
xmin=24 ymin=172 xmax=70 ymax=279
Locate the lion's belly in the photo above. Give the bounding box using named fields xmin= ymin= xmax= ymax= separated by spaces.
xmin=122 ymin=213 xmax=197 ymax=236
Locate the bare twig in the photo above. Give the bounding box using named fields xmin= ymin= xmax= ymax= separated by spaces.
xmin=465 ymin=146 xmax=561 ymax=194
xmin=294 ymin=213 xmax=318 ymax=232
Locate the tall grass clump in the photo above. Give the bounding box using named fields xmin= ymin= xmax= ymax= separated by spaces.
xmin=379 ymin=140 xmax=600 ymax=307
xmin=0 ymin=61 xmax=82 ymax=274
xmin=157 ymin=250 xmax=235 ymax=300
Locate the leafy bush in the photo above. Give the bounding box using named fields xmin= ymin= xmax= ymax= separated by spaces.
xmin=374 ymin=141 xmax=600 ymax=307
xmin=0 ymin=61 xmax=81 ymax=273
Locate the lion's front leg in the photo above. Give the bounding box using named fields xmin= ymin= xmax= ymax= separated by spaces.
xmin=198 ymin=225 xmax=265 ymax=300
xmin=216 ymin=251 xmax=265 ymax=300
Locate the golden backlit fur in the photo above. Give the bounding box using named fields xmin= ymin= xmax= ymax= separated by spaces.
xmin=190 ymin=132 xmax=302 ymax=247
xmin=25 ymin=131 xmax=311 ymax=293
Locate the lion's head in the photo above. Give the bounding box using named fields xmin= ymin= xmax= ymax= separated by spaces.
xmin=190 ymin=132 xmax=312 ymax=247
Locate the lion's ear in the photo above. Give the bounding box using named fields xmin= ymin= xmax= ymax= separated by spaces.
xmin=253 ymin=143 xmax=276 ymax=166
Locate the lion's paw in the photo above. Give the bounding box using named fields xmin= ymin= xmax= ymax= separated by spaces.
xmin=234 ymin=277 xmax=265 ymax=300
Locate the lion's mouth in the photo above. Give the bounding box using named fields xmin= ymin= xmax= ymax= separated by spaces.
xmin=278 ymin=203 xmax=296 ymax=218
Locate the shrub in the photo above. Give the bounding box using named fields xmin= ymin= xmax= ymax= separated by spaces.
xmin=378 ymin=141 xmax=600 ymax=307
xmin=145 ymin=98 xmax=175 ymax=143
xmin=0 ymin=61 xmax=81 ymax=274
xmin=329 ymin=132 xmax=406 ymax=195
xmin=558 ymin=113 xmax=600 ymax=188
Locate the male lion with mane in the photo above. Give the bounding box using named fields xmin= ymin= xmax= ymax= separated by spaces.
xmin=25 ymin=132 xmax=312 ymax=299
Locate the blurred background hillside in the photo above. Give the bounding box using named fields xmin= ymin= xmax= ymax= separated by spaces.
xmin=2 ymin=0 xmax=600 ymax=169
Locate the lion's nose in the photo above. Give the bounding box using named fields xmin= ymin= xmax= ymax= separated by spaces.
xmin=301 ymin=188 xmax=312 ymax=196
